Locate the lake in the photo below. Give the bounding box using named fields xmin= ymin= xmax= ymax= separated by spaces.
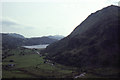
xmin=22 ymin=44 xmax=49 ymax=49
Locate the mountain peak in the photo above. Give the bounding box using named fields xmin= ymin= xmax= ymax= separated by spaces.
xmin=69 ymin=5 xmax=120 ymax=37
xmin=107 ymin=5 xmax=118 ymax=7
xmin=102 ymin=5 xmax=119 ymax=10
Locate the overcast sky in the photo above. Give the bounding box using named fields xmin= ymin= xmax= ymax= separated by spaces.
xmin=1 ymin=0 xmax=119 ymax=38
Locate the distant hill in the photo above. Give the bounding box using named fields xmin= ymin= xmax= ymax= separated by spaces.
xmin=2 ymin=33 xmax=58 ymax=49
xmin=45 ymin=5 xmax=120 ymax=68
xmin=47 ymin=35 xmax=64 ymax=40
xmin=2 ymin=33 xmax=25 ymax=49
xmin=8 ymin=33 xmax=25 ymax=38
xmin=25 ymin=37 xmax=57 ymax=46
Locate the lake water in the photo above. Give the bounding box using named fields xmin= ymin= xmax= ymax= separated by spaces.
xmin=23 ymin=44 xmax=49 ymax=49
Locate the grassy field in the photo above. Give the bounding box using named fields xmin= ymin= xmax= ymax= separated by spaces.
xmin=2 ymin=48 xmax=77 ymax=78
xmin=2 ymin=48 xmax=119 ymax=78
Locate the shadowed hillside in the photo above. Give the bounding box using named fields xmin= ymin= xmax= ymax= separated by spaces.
xmin=45 ymin=5 xmax=120 ymax=68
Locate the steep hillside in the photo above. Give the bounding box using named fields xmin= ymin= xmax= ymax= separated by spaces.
xmin=45 ymin=5 xmax=120 ymax=68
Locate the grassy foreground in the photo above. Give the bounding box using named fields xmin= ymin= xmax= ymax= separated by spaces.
xmin=2 ymin=48 xmax=77 ymax=78
xmin=2 ymin=48 xmax=119 ymax=78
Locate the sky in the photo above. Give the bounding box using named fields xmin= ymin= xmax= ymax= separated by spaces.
xmin=0 ymin=0 xmax=119 ymax=38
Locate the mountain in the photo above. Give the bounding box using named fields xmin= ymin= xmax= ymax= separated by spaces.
xmin=2 ymin=33 xmax=25 ymax=49
xmin=8 ymin=33 xmax=25 ymax=38
xmin=2 ymin=33 xmax=58 ymax=49
xmin=25 ymin=37 xmax=57 ymax=46
xmin=47 ymin=35 xmax=64 ymax=40
xmin=45 ymin=5 xmax=120 ymax=68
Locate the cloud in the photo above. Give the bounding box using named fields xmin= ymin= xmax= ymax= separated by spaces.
xmin=2 ymin=20 xmax=19 ymax=26
xmin=1 ymin=18 xmax=34 ymax=29
xmin=1 ymin=17 xmax=21 ymax=27
xmin=1 ymin=17 xmax=34 ymax=37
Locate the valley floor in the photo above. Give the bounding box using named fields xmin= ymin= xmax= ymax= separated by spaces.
xmin=2 ymin=48 xmax=119 ymax=78
xmin=2 ymin=48 xmax=77 ymax=78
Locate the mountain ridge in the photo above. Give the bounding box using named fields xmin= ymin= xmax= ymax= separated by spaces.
xmin=70 ymin=5 xmax=119 ymax=37
xmin=2 ymin=33 xmax=58 ymax=49
xmin=45 ymin=5 xmax=120 ymax=68
xmin=7 ymin=33 xmax=25 ymax=38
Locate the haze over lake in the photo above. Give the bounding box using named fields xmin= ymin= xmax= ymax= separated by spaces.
xmin=23 ymin=44 xmax=49 ymax=49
